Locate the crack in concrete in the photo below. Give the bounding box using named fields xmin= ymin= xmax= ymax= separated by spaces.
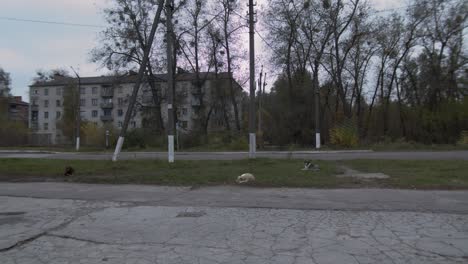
xmin=0 ymin=202 xmax=117 ymax=253
xmin=0 ymin=232 xmax=46 ymax=253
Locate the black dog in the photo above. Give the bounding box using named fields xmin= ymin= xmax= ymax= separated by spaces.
xmin=64 ymin=166 xmax=74 ymax=176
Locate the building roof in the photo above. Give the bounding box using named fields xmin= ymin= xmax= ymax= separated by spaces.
xmin=30 ymin=72 xmax=238 ymax=87
xmin=8 ymin=96 xmax=29 ymax=106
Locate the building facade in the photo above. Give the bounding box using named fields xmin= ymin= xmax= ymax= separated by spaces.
xmin=29 ymin=72 xmax=243 ymax=144
xmin=6 ymin=96 xmax=29 ymax=124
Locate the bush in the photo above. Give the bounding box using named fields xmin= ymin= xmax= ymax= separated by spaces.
xmin=82 ymin=123 xmax=118 ymax=148
xmin=228 ymin=135 xmax=248 ymax=150
xmin=177 ymin=131 xmax=248 ymax=151
xmin=329 ymin=119 xmax=359 ymax=148
xmin=459 ymin=131 xmax=468 ymax=145
xmin=122 ymin=128 xmax=166 ymax=149
xmin=0 ymin=121 xmax=29 ymax=146
xmin=124 ymin=129 xmax=146 ymax=149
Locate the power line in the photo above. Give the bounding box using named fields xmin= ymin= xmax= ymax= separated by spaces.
xmin=374 ymin=0 xmax=459 ymax=14
xmin=0 ymin=16 xmax=104 ymax=28
xmin=255 ymin=28 xmax=283 ymax=56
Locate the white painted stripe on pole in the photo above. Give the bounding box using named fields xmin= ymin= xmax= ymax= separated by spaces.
xmin=316 ymin=133 xmax=321 ymax=149
xmin=112 ymin=136 xmax=124 ymax=162
xmin=249 ymin=133 xmax=256 ymax=158
xmin=168 ymin=135 xmax=175 ymax=163
xmin=76 ymin=137 xmax=80 ymax=151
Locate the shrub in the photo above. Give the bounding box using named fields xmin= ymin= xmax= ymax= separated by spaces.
xmin=82 ymin=123 xmax=118 ymax=148
xmin=228 ymin=135 xmax=248 ymax=150
xmin=329 ymin=119 xmax=359 ymax=148
xmin=459 ymin=131 xmax=468 ymax=145
xmin=0 ymin=121 xmax=29 ymax=146
xmin=124 ymin=129 xmax=146 ymax=149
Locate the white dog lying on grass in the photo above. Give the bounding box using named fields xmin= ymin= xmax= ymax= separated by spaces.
xmin=236 ymin=173 xmax=255 ymax=184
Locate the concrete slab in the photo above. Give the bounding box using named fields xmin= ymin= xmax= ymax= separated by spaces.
xmin=0 ymin=196 xmax=120 ymax=251
xmin=338 ymin=166 xmax=390 ymax=179
xmin=0 ymin=197 xmax=467 ymax=263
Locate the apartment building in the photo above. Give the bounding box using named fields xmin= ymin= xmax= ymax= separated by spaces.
xmin=29 ymin=72 xmax=243 ymax=144
xmin=5 ymin=96 xmax=29 ymax=125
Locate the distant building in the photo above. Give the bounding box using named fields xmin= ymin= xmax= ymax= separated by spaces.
xmin=6 ymin=96 xmax=29 ymax=124
xmin=29 ymin=72 xmax=243 ymax=144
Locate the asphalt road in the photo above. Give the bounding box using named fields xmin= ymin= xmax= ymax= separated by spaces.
xmin=1 ymin=182 xmax=468 ymax=214
xmin=1 ymin=183 xmax=468 ymax=263
xmin=1 ymin=150 xmax=468 ymax=160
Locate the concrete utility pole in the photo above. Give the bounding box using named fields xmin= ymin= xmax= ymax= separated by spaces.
xmin=258 ymin=65 xmax=263 ymax=146
xmin=166 ymin=0 xmax=175 ymax=163
xmin=70 ymin=66 xmax=81 ymax=151
xmin=261 ymin=72 xmax=267 ymax=149
xmin=315 ymin=80 xmax=321 ymax=149
xmin=248 ymin=0 xmax=256 ymax=159
xmin=112 ymin=0 xmax=165 ymax=162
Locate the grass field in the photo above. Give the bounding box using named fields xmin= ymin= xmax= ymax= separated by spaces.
xmin=0 ymin=158 xmax=467 ymax=189
xmin=342 ymin=160 xmax=468 ymax=189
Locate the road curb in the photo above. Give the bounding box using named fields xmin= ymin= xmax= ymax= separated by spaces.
xmin=0 ymin=150 xmax=57 ymax=154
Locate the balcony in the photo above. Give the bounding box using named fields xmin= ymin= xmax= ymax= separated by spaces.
xmin=191 ymin=98 xmax=202 ymax=107
xmin=31 ymin=105 xmax=39 ymax=111
xmin=100 ymin=115 xmax=114 ymax=122
xmin=100 ymin=102 xmax=114 ymax=109
xmin=191 ymin=87 xmax=202 ymax=96
xmin=100 ymin=88 xmax=114 ymax=97
xmin=30 ymin=122 xmax=39 ymax=131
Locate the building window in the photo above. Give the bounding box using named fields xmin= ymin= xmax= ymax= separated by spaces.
xmin=80 ymin=111 xmax=86 ymax=119
xmin=182 ymin=108 xmax=188 ymax=115
xmin=92 ymin=110 xmax=98 ymax=117
xmin=80 ymin=87 xmax=85 ymax=94
xmin=31 ymin=111 xmax=38 ymax=121
xmin=104 ymin=109 xmax=112 ymax=116
xmin=118 ymin=86 xmax=123 ymax=94
xmin=44 ymin=123 xmax=48 ymax=130
xmin=44 ymin=100 xmax=49 ymax=107
xmin=181 ymin=121 xmax=188 ymax=129
xmin=118 ymin=109 xmax=123 ymax=117
xmin=56 ymin=100 xmax=61 ymax=107
xmin=118 ymin=121 xmax=123 ymax=128
xmin=118 ymin=98 xmax=124 ymax=106
xmin=56 ymin=111 xmax=61 ymax=119
xmin=92 ymin=87 xmax=98 ymax=94
xmin=32 ymin=99 xmax=37 ymax=106
xmin=181 ymin=83 xmax=188 ymax=96
xmin=92 ymin=99 xmax=98 ymax=106
xmin=56 ymin=88 xmax=62 ymax=95
xmin=131 ymin=121 xmax=136 ymax=128
xmin=44 ymin=111 xmax=49 ymax=119
xmin=80 ymin=99 xmax=86 ymax=106
xmin=34 ymin=89 xmax=38 ymax=95
xmin=44 ymin=88 xmax=49 ymax=96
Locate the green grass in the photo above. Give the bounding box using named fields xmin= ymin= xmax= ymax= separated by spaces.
xmin=342 ymin=160 xmax=468 ymax=189
xmin=1 ymin=158 xmax=468 ymax=189
xmin=0 ymin=158 xmax=345 ymax=187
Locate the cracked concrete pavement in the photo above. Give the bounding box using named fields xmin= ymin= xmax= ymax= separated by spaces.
xmin=1 ymin=184 xmax=468 ymax=263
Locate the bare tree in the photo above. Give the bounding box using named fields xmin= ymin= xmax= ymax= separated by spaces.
xmin=0 ymin=67 xmax=12 ymax=97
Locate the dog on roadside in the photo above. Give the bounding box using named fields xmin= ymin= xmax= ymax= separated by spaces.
xmin=236 ymin=173 xmax=255 ymax=184
xmin=64 ymin=166 xmax=74 ymax=176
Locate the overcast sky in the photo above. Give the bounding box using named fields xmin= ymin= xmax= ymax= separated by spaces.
xmin=0 ymin=0 xmax=403 ymax=102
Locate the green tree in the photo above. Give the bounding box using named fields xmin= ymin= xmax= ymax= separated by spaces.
xmin=57 ymin=82 xmax=82 ymax=141
xmin=0 ymin=67 xmax=11 ymax=97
